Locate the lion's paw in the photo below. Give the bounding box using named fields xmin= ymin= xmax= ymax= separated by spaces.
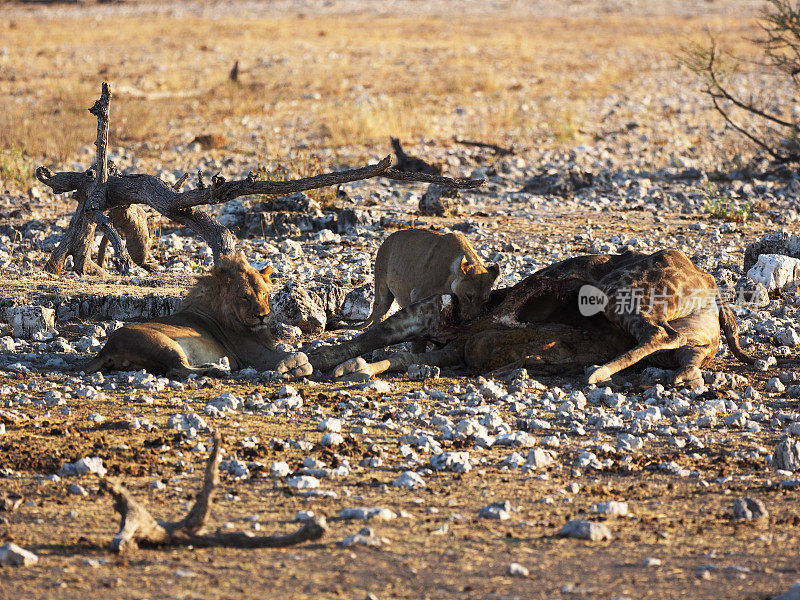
xmin=333 ymin=357 xmax=372 ymax=380
xmin=276 ymin=352 xmax=313 ymax=379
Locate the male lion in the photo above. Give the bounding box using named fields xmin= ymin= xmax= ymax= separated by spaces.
xmin=354 ymin=229 xmax=499 ymax=351
xmin=82 ymin=253 xmax=312 ymax=379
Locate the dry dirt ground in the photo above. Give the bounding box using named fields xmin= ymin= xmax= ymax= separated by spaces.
xmin=2 ymin=1 xmax=800 ymax=600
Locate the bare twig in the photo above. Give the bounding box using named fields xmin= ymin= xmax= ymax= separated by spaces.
xmin=680 ymin=8 xmax=800 ymax=164
xmin=100 ymin=431 xmax=327 ymax=552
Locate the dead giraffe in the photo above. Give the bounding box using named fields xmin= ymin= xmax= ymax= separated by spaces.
xmin=535 ymin=249 xmax=755 ymax=386
xmin=310 ymin=249 xmax=756 ymax=387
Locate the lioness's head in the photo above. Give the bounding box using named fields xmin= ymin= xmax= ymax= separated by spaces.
xmin=451 ymin=256 xmax=500 ymax=320
xmin=206 ymin=253 xmax=273 ymax=333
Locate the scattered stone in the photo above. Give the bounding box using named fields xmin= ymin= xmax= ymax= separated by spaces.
xmin=338 ymin=526 xmax=386 ymax=547
xmin=5 ymin=305 xmax=57 ymax=340
xmin=732 ymin=497 xmax=768 ymax=521
xmin=320 ymin=432 xmax=344 ymax=447
xmin=774 ymin=439 xmax=800 ymax=472
xmin=523 ymin=448 xmax=555 ymax=470
xmin=338 ymin=507 xmax=397 ymax=521
xmin=774 ymin=581 xmax=800 ymax=600
xmin=747 ymin=254 xmax=800 ymax=292
xmin=338 ymin=285 xmax=374 ymax=320
xmin=0 ymin=543 xmax=38 ymax=567
xmin=318 ymin=418 xmax=342 ymax=433
xmin=407 ymin=363 xmax=441 ymax=381
xmin=779 ymin=328 xmax=800 ymax=347
xmin=478 ymin=501 xmax=511 ymax=520
xmin=0 ymin=493 xmax=22 ymax=512
xmin=286 ymin=475 xmax=320 ymax=490
xmin=559 ymin=520 xmax=612 ymax=541
xmin=67 ymin=483 xmax=88 ymax=496
xmin=271 ymin=280 xmax=327 ymax=333
xmin=59 ymin=456 xmax=106 ymax=477
xmin=506 ymin=562 xmax=529 ymax=577
xmin=591 ymin=501 xmax=629 ymax=517
xmin=393 ymin=471 xmax=426 ymax=489
xmin=430 ymin=451 xmax=471 ymax=473
xmin=520 ymin=168 xmax=595 ymax=196
xmin=767 ymin=377 xmax=786 ymax=393
xmin=418 ymin=184 xmax=462 ymax=217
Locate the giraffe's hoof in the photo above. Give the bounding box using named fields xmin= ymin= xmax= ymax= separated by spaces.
xmin=673 ymin=366 xmax=703 ymax=389
xmin=333 ymin=357 xmax=371 ymax=380
xmin=586 ymin=365 xmax=612 ymax=385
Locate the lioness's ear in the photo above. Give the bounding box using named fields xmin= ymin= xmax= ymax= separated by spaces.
xmin=260 ymin=265 xmax=274 ymax=281
xmin=459 ymin=255 xmax=469 ymax=275
xmin=487 ymin=263 xmax=500 ymax=281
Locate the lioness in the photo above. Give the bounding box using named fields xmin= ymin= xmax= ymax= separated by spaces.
xmin=357 ymin=229 xmax=500 ymax=343
xmin=83 ymin=253 xmax=312 ymax=379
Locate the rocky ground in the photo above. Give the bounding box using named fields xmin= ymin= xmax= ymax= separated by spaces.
xmin=3 ymin=1 xmax=800 ymax=599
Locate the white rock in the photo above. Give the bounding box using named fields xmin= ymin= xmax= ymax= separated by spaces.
xmin=524 ymin=448 xmax=555 ymax=470
xmin=776 ymin=581 xmax=800 ymax=600
xmin=317 ymin=418 xmax=342 ymax=433
xmin=0 ymin=543 xmax=38 ymax=567
xmin=767 ymin=377 xmax=786 ymax=393
xmin=774 ymin=439 xmax=800 ymax=472
xmin=591 ymin=501 xmax=629 ymax=517
xmin=430 ymin=451 xmax=471 ymax=473
xmin=59 ymin=456 xmax=107 ymax=477
xmin=361 ymin=380 xmax=392 ymax=394
xmin=286 ymin=475 xmax=320 ymax=489
xmin=338 ymin=507 xmax=397 ymax=521
xmin=393 ymin=471 xmax=426 ymax=489
xmin=270 ymin=461 xmax=291 ymax=477
xmin=5 ymin=305 xmax=57 ymax=340
xmin=747 ymin=254 xmax=800 ymax=291
xmin=479 ymin=501 xmax=511 ymax=520
xmin=779 ymin=328 xmax=800 ymax=347
xmin=506 ymin=563 xmax=529 ymax=577
xmin=338 ymin=527 xmax=385 ymax=547
xmin=559 ymin=520 xmax=612 ymax=541
xmin=320 ymin=432 xmax=344 ymax=447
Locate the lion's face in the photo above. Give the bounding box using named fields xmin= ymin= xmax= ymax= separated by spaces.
xmin=211 ymin=253 xmax=273 ymax=333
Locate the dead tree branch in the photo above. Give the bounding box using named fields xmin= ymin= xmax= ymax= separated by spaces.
xmin=43 ymin=83 xmax=132 ymax=275
xmin=99 ymin=431 xmax=327 ymax=552
xmin=681 ymin=3 xmax=800 ymax=164
xmin=37 ymin=85 xmax=485 ymax=276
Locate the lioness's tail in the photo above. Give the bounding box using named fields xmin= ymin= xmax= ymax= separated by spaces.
xmin=717 ymin=292 xmax=756 ymax=365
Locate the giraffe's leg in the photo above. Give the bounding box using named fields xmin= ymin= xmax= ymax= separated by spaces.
xmin=333 ymin=347 xmax=459 ymax=380
xmin=587 ymin=320 xmax=684 ymax=384
xmin=408 ymin=289 xmax=429 ymax=353
xmin=671 ymin=344 xmax=712 ymax=388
